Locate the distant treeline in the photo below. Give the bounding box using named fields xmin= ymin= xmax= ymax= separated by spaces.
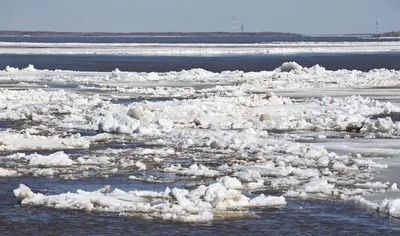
xmin=0 ymin=30 xmax=302 ymax=37
xmin=372 ymin=31 xmax=400 ymax=38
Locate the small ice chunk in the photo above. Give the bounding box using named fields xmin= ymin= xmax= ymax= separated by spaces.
xmin=97 ymin=185 xmax=111 ymax=194
xmin=347 ymin=196 xmax=378 ymax=210
xmin=301 ymin=179 xmax=335 ymax=193
xmin=157 ymin=119 xmax=174 ymax=130
xmin=354 ymin=182 xmax=389 ymax=189
xmin=0 ymin=168 xmax=18 ymax=177
xmin=248 ymin=194 xmax=286 ymax=207
xmin=28 ymin=151 xmax=75 ymax=166
xmin=391 ymin=183 xmax=399 ymax=191
xmin=126 ymin=105 xmax=154 ymax=123
xmin=179 ymin=164 xmax=220 ymax=177
xmin=99 ymin=113 xmax=140 ymax=134
xmin=380 ymin=199 xmax=400 ymax=218
xmin=22 ymin=64 xmax=37 ymax=72
xmin=278 ymin=62 xmax=303 ymax=72
xmin=217 ymin=176 xmax=243 ymax=189
xmin=13 ymin=184 xmax=34 ymax=203
xmin=89 ymin=133 xmax=110 ymax=143
xmin=135 ymin=161 xmax=147 ymax=170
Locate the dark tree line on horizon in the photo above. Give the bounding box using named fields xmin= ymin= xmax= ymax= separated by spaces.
xmin=0 ymin=30 xmax=302 ymax=37
xmin=372 ymin=31 xmax=400 ymax=38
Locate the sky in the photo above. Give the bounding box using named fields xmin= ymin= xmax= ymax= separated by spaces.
xmin=0 ymin=0 xmax=399 ymax=35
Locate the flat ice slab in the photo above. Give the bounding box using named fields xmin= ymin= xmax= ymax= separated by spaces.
xmin=0 ymin=42 xmax=400 ymax=55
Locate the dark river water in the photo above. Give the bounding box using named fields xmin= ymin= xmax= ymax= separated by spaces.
xmin=1 ymin=36 xmax=400 ymax=235
xmin=1 ymin=52 xmax=400 ymax=73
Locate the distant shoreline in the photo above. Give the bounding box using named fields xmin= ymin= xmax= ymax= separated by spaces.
xmin=372 ymin=31 xmax=400 ymax=38
xmin=0 ymin=30 xmax=303 ymax=37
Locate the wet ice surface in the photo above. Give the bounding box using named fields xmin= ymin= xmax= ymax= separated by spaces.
xmin=2 ymin=42 xmax=400 ymax=233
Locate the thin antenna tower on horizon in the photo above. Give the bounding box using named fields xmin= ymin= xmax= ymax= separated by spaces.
xmin=232 ymin=15 xmax=237 ymax=33
xmin=376 ymin=20 xmax=379 ymax=33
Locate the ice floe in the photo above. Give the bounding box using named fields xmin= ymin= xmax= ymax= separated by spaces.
xmin=0 ymin=167 xmax=19 ymax=177
xmin=1 ymin=41 xmax=400 ymax=55
xmin=13 ymin=183 xmax=286 ymax=223
xmin=0 ymin=130 xmax=90 ymax=151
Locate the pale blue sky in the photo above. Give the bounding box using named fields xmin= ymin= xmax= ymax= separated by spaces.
xmin=1 ymin=0 xmax=399 ymax=34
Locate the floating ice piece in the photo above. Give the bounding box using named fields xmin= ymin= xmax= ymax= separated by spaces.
xmin=292 ymin=168 xmax=320 ymax=179
xmin=33 ymin=168 xmax=57 ymax=176
xmin=0 ymin=130 xmax=90 ymax=151
xmin=179 ymin=164 xmax=220 ymax=177
xmin=271 ymin=177 xmax=300 ymax=188
xmin=13 ymin=183 xmax=286 ymax=223
xmin=362 ymin=117 xmax=400 ymax=137
xmin=301 ymin=179 xmax=335 ymax=193
xmin=277 ymin=62 xmax=303 ymax=72
xmin=4 ymin=64 xmax=39 ymax=72
xmin=89 ymin=133 xmax=110 ymax=143
xmin=22 ymin=64 xmax=37 ymax=72
xmin=157 ymin=119 xmax=174 ymax=130
xmin=126 ymin=104 xmax=155 ymax=123
xmin=235 ymin=164 xmax=293 ymax=177
xmin=111 ymin=68 xmax=121 ymax=79
xmin=354 ymin=182 xmax=389 ymax=189
xmin=217 ymin=176 xmax=243 ymax=189
xmin=27 ymin=151 xmax=75 ymax=166
xmin=163 ymin=164 xmax=182 ymax=173
xmin=97 ymin=185 xmax=111 ymax=194
xmin=13 ymin=184 xmax=34 ymax=203
xmin=380 ymin=199 xmax=400 ymax=218
xmin=347 ymin=196 xmax=379 ymax=210
xmin=0 ymin=167 xmax=19 ymax=177
xmin=349 ymin=196 xmax=400 ymax=218
xmin=135 ymin=161 xmax=147 ymax=170
xmin=248 ymin=194 xmax=286 ymax=207
xmin=352 ymin=158 xmax=388 ymax=169
xmin=245 ymin=180 xmax=265 ymax=190
xmin=391 ymin=183 xmax=399 ymax=191
xmin=332 ymin=162 xmax=358 ymax=172
xmin=4 ymin=65 xmax=19 ymax=72
xmin=98 ymin=112 xmax=140 ymax=134
xmin=233 ymin=170 xmax=262 ymax=182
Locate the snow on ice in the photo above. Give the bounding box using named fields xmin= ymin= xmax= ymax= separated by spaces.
xmin=2 ymin=59 xmax=400 ymax=222
xmin=0 ymin=41 xmax=400 ymax=55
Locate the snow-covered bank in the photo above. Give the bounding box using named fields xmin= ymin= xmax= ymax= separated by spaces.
xmin=0 ymin=41 xmax=400 ymax=55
